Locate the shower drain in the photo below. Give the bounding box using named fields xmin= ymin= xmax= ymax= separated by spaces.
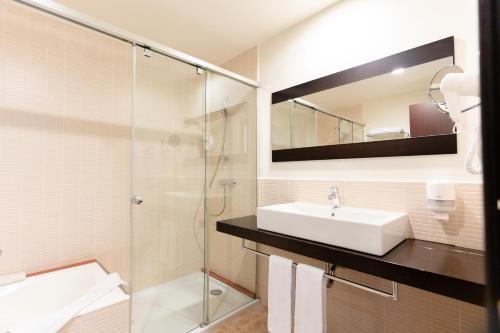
xmin=210 ymin=289 xmax=224 ymax=296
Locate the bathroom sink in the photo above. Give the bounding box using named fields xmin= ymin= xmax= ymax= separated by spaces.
xmin=257 ymin=202 xmax=409 ymax=256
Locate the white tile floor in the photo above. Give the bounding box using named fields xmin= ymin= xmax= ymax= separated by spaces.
xmin=131 ymin=272 xmax=253 ymax=333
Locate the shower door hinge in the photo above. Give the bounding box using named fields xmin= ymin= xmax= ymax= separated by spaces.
xmin=196 ymin=67 xmax=205 ymax=75
xmin=143 ymin=46 xmax=152 ymax=58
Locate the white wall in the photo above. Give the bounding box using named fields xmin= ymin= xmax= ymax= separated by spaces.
xmin=257 ymin=0 xmax=481 ymax=182
xmin=361 ymin=90 xmax=426 ymax=134
xmin=221 ymin=47 xmax=259 ymax=81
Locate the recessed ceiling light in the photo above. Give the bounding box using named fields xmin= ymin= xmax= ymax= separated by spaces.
xmin=392 ymin=68 xmax=405 ymax=75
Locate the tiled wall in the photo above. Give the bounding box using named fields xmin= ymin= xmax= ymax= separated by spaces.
xmin=60 ymin=300 xmax=129 ymax=333
xmin=257 ymin=179 xmax=486 ymax=332
xmin=0 ymin=0 xmax=132 ymax=288
xmin=258 ymin=179 xmax=484 ymax=250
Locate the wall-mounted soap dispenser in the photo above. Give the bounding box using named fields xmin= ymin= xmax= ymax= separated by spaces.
xmin=426 ymin=181 xmax=456 ymax=221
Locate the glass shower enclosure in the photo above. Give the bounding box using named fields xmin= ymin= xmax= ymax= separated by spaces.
xmin=130 ymin=47 xmax=257 ymax=332
xmin=271 ymin=99 xmax=365 ymax=149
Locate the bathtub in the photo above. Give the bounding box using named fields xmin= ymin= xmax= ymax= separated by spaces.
xmin=0 ymin=261 xmax=129 ymax=331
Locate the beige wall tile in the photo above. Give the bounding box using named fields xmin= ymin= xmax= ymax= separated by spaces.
xmin=59 ymin=300 xmax=129 ymax=333
xmin=0 ymin=0 xmax=132 ymax=282
xmin=460 ymin=301 xmax=488 ymax=333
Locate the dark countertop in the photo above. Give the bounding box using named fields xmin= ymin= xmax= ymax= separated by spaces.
xmin=216 ymin=215 xmax=486 ymax=306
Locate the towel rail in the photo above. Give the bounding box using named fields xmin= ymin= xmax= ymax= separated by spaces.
xmin=241 ymin=239 xmax=398 ymax=301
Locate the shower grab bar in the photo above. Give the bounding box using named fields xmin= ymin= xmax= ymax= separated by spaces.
xmin=241 ymin=239 xmax=398 ymax=301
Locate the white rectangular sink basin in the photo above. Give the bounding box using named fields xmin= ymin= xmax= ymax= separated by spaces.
xmin=257 ymin=202 xmax=409 ymax=256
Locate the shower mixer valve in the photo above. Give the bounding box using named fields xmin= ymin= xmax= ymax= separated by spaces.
xmin=131 ymin=195 xmax=143 ymax=205
xmin=217 ymin=178 xmax=237 ymax=187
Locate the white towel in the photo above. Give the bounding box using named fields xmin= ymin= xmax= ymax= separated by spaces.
xmin=7 ymin=273 xmax=126 ymax=333
xmin=294 ymin=264 xmax=326 ymax=333
xmin=367 ymin=127 xmax=405 ymax=135
xmin=268 ymin=255 xmax=293 ymax=333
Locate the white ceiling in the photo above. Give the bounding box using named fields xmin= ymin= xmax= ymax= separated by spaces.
xmin=54 ymin=0 xmax=339 ymax=65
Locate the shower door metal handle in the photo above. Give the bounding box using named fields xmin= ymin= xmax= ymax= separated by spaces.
xmin=131 ymin=195 xmax=143 ymax=205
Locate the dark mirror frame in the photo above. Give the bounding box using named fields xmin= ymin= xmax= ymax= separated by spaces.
xmin=479 ymin=0 xmax=500 ymax=330
xmin=271 ymin=36 xmax=458 ymax=162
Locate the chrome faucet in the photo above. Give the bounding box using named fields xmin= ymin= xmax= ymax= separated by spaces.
xmin=328 ymin=186 xmax=340 ymax=216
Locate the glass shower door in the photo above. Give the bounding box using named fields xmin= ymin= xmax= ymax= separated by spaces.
xmin=205 ymin=72 xmax=257 ymax=322
xmin=131 ymin=47 xmax=257 ymax=332
xmin=131 ymin=47 xmax=206 ymax=333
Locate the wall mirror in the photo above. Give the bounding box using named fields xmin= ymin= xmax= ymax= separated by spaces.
xmin=271 ymin=37 xmax=458 ymax=162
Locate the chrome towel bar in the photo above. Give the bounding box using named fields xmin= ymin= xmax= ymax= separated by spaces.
xmin=241 ymin=239 xmax=398 ymax=301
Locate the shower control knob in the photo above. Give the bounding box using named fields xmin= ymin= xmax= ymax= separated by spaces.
xmin=131 ymin=195 xmax=143 ymax=205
